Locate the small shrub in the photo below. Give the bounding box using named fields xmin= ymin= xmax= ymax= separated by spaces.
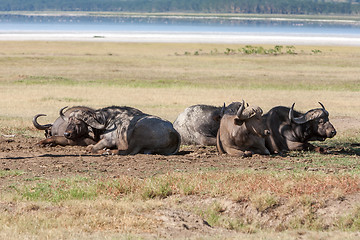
xmin=250 ymin=191 xmax=280 ymax=213
xmin=286 ymin=46 xmax=296 ymax=54
xmin=312 ymin=49 xmax=322 ymax=54
xmin=141 ymin=178 xmax=173 ymax=200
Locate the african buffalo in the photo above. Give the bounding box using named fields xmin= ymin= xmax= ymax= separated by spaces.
xmin=64 ymin=106 xmax=181 ymax=155
xmin=263 ymin=102 xmax=336 ymax=153
xmin=216 ymin=101 xmax=270 ymax=157
xmin=173 ymin=102 xmax=242 ymax=146
xmin=33 ymin=106 xmax=99 ymax=146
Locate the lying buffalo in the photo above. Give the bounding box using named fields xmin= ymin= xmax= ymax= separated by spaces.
xmin=217 ymin=101 xmax=270 ymax=157
xmin=63 ymin=106 xmax=181 ymax=155
xmin=263 ymin=102 xmax=336 ymax=153
xmin=33 ymin=106 xmax=100 ymax=146
xmin=173 ymin=102 xmax=242 ymax=146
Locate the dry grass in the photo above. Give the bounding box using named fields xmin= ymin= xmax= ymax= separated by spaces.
xmin=3 ymin=171 xmax=360 ymax=239
xmin=0 ymin=41 xmax=359 ymax=138
xmin=0 ymin=199 xmax=162 ymax=240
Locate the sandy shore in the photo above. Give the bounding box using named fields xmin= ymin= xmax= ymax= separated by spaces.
xmin=0 ymin=31 xmax=360 ymax=46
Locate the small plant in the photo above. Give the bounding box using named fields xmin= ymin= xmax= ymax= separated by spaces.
xmin=210 ymin=48 xmax=218 ymax=55
xmin=312 ymin=49 xmax=322 ymax=54
xmin=274 ymin=45 xmax=283 ymax=54
xmin=286 ymin=45 xmax=296 ymax=54
xmin=141 ymin=178 xmax=173 ymax=200
xmin=250 ymin=191 xmax=280 ymax=213
xmin=241 ymin=45 xmax=256 ymax=54
xmin=224 ymin=48 xmax=236 ymax=55
xmin=199 ymin=201 xmax=224 ymax=227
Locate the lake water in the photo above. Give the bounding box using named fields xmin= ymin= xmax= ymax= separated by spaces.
xmin=1 ymin=14 xmax=360 ymax=45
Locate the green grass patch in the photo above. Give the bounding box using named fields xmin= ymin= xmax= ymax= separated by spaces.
xmin=15 ymin=75 xmax=78 ymax=85
xmin=0 ymin=169 xmax=25 ymax=177
xmin=16 ymin=177 xmax=98 ymax=202
xmin=40 ymin=96 xmax=86 ymax=103
xmin=7 ymin=171 xmax=360 ymax=203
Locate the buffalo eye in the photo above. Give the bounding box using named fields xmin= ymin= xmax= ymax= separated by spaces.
xmin=318 ymin=119 xmax=324 ymax=124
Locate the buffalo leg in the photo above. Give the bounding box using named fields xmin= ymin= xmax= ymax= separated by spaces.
xmin=87 ymin=138 xmax=114 ymax=153
xmin=37 ymin=136 xmax=71 ymax=146
xmin=225 ymin=148 xmax=253 ymax=157
xmin=117 ymin=142 xmax=142 ymax=155
xmin=38 ymin=136 xmax=96 ymax=147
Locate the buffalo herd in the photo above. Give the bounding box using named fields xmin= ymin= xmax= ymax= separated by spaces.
xmin=33 ymin=101 xmax=336 ymax=157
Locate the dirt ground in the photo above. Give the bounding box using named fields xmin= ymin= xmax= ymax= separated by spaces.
xmin=0 ymin=135 xmax=290 ymax=182
xmin=1 ymin=134 xmax=358 ymax=185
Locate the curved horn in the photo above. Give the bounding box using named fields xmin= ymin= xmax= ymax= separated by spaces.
xmin=318 ymin=102 xmax=329 ymax=117
xmin=32 ymin=114 xmax=52 ymax=130
xmin=289 ymin=103 xmax=307 ymax=124
xmin=236 ymin=100 xmax=245 ymax=118
xmin=318 ymin=102 xmax=325 ymax=110
xmin=59 ymin=106 xmax=68 ymax=121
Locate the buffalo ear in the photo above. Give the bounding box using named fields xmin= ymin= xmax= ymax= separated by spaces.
xmin=78 ymin=111 xmax=106 ymax=130
xmin=213 ymin=103 xmax=226 ymax=122
xmin=213 ymin=114 xmax=221 ymax=122
xmin=234 ymin=118 xmax=244 ymax=126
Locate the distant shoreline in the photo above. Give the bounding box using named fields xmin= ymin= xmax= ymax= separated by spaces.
xmin=1 ymin=11 xmax=360 ymax=25
xmin=1 ymin=32 xmax=360 ymax=46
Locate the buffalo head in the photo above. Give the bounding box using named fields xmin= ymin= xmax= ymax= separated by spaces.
xmin=234 ymin=100 xmax=270 ymax=138
xmin=289 ymin=102 xmax=336 ymax=141
xmin=62 ymin=107 xmax=104 ymax=140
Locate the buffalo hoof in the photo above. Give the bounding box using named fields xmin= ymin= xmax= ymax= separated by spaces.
xmin=314 ymin=146 xmax=327 ymax=154
xmin=37 ymin=139 xmax=54 ymax=147
xmin=86 ymin=145 xmax=97 ymax=153
xmin=243 ymin=151 xmax=253 ymax=158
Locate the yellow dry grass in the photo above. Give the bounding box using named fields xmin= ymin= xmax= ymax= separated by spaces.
xmin=0 ymin=41 xmax=359 ymax=137
xmin=0 ymin=199 xmax=163 ymax=240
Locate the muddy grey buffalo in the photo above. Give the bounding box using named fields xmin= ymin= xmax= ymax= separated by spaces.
xmin=33 ymin=106 xmax=99 ymax=146
xmin=263 ymin=102 xmax=336 ymax=153
xmin=63 ymin=106 xmax=180 ymax=155
xmin=216 ymin=101 xmax=270 ymax=157
xmin=173 ymin=102 xmax=242 ymax=146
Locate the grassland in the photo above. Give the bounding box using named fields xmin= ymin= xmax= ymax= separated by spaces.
xmin=0 ymin=41 xmax=360 ymax=239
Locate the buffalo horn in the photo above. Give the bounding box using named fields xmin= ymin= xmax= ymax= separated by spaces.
xmin=32 ymin=114 xmax=52 ymax=130
xmin=220 ymin=103 xmax=226 ymax=117
xmin=289 ymin=103 xmax=307 ymax=124
xmin=236 ymin=100 xmax=245 ymax=118
xmin=59 ymin=106 xmax=69 ymax=121
xmin=318 ymin=102 xmax=326 ymax=110
xmin=318 ymin=102 xmax=329 ymax=116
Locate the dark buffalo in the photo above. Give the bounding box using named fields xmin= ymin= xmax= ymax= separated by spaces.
xmin=216 ymin=100 xmax=270 ymax=157
xmin=64 ymin=106 xmax=180 ymax=155
xmin=33 ymin=106 xmax=99 ymax=146
xmin=263 ymin=102 xmax=337 ymax=153
xmin=173 ymin=102 xmax=242 ymax=146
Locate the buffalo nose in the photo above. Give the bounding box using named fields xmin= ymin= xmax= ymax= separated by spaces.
xmin=64 ymin=132 xmax=70 ymax=138
xmin=331 ymin=130 xmax=337 ymax=137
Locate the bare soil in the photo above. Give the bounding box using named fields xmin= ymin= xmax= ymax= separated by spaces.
xmin=1 ymin=135 xmax=358 ymax=184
